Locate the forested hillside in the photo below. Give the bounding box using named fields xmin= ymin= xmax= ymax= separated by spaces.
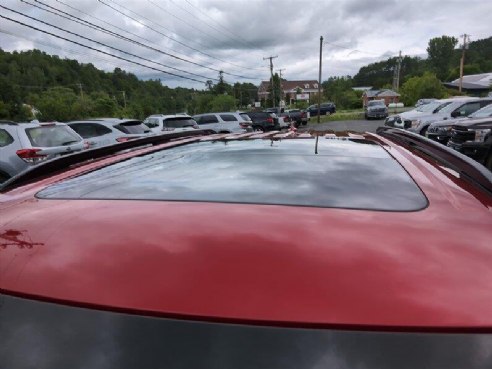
xmin=0 ymin=48 xmax=258 ymax=121
xmin=353 ymin=36 xmax=492 ymax=88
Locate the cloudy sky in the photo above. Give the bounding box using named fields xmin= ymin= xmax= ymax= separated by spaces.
xmin=0 ymin=0 xmax=491 ymax=89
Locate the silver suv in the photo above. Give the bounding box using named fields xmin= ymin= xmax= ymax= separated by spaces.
xmin=193 ymin=112 xmax=252 ymax=133
xmin=0 ymin=121 xmax=85 ymax=182
xmin=67 ymin=119 xmax=152 ymax=149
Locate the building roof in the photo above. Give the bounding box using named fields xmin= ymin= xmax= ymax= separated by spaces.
xmin=364 ymin=89 xmax=401 ymax=98
xmin=444 ymin=73 xmax=492 ymax=91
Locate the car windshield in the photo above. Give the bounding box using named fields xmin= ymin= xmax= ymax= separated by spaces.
xmin=416 ymin=101 xmax=441 ymax=112
xmin=25 ymin=125 xmax=81 ymax=147
xmin=437 ymin=101 xmax=466 ymax=114
xmin=37 ymin=138 xmax=428 ymax=212
xmin=469 ymin=104 xmax=492 ymax=118
xmin=164 ymin=118 xmax=197 ymax=128
xmin=368 ymin=101 xmax=384 ymax=107
xmin=114 ymin=121 xmax=150 ymax=134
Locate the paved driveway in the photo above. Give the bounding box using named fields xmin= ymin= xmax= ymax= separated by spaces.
xmin=301 ymin=119 xmax=386 ymax=133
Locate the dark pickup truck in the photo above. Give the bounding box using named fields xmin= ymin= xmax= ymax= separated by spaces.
xmin=284 ymin=109 xmax=309 ymax=127
xmin=447 ymin=117 xmax=492 ymax=170
xmin=246 ymin=112 xmax=280 ymax=132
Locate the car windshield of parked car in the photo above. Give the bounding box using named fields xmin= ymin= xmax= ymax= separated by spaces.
xmin=469 ymin=104 xmax=492 ymax=118
xmin=416 ymin=101 xmax=441 ymax=112
xmin=25 ymin=125 xmax=81 ymax=147
xmin=114 ymin=121 xmax=150 ymax=134
xmin=368 ymin=101 xmax=384 ymax=107
xmin=37 ymin=138 xmax=428 ymax=211
xmin=164 ymin=118 xmax=197 ymax=128
xmin=437 ymin=102 xmax=465 ymax=114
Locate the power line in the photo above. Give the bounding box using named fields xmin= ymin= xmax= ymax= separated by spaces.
xmin=0 ymin=14 xmax=207 ymax=84
xmin=2 ymin=5 xmax=216 ymax=81
xmin=145 ymin=0 xmax=225 ymax=47
xmin=165 ymin=0 xmax=264 ymax=59
xmin=0 ymin=28 xmax=155 ymax=74
xmin=21 ymin=0 xmax=245 ymax=79
xmin=98 ymin=0 xmax=263 ymax=76
xmin=323 ymin=41 xmax=380 ymax=56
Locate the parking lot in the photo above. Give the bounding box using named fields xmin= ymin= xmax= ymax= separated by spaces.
xmin=301 ymin=119 xmax=386 ymax=133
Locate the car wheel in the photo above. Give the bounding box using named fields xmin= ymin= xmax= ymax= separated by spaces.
xmin=420 ymin=126 xmax=428 ymax=136
xmin=253 ymin=126 xmax=264 ymax=132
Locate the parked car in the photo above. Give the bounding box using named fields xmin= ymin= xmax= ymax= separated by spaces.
xmin=407 ymin=97 xmax=492 ymax=135
xmin=415 ymin=98 xmax=437 ymax=107
xmin=0 ymin=121 xmax=84 ymax=182
xmin=284 ymin=109 xmax=309 ymax=126
xmin=2 ymin=128 xmax=492 ymax=368
xmin=68 ymin=118 xmax=152 ymax=149
xmin=143 ymin=114 xmax=199 ymax=134
xmin=192 ymin=112 xmax=251 ymax=133
xmin=385 ymin=98 xmax=457 ymax=128
xmin=307 ymin=102 xmax=336 ymax=116
xmin=427 ymin=103 xmax=492 ymax=145
xmin=447 ymin=117 xmax=492 ymax=170
xmin=364 ymin=99 xmax=388 ymax=120
xmin=245 ymin=111 xmax=280 ymax=131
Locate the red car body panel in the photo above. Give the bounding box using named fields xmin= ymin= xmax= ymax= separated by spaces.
xmin=1 ymin=135 xmax=492 ymax=331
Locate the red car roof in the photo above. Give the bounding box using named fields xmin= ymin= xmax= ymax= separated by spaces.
xmin=1 ymin=132 xmax=492 ymax=331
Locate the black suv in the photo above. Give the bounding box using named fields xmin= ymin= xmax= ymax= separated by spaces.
xmin=447 ymin=117 xmax=492 ymax=170
xmin=307 ymin=102 xmax=336 ymax=116
xmin=246 ymin=112 xmax=280 ymax=131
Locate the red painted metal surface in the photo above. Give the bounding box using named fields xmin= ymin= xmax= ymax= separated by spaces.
xmin=1 ymin=135 xmax=492 ymax=330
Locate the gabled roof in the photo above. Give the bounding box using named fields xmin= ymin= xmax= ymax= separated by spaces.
xmin=444 ymin=73 xmax=492 ymax=91
xmin=364 ymin=89 xmax=400 ymax=97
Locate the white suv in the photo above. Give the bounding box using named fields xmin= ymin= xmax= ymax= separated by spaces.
xmin=143 ymin=114 xmax=199 ymax=134
xmin=192 ymin=112 xmax=252 ymax=133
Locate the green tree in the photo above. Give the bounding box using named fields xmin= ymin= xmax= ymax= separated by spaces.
xmin=426 ymin=36 xmax=459 ymax=80
xmin=210 ymin=95 xmax=236 ymax=112
xmin=400 ymin=72 xmax=447 ymax=106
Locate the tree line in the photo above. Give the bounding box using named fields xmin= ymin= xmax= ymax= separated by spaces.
xmin=0 ymin=48 xmax=258 ymax=121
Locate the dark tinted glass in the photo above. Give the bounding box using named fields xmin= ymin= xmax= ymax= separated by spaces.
xmin=114 ymin=121 xmax=150 ymax=134
xmin=164 ymin=118 xmax=197 ymax=128
xmin=25 ymin=125 xmax=81 ymax=147
xmin=69 ymin=123 xmax=112 ymax=138
xmin=220 ymin=114 xmax=237 ymax=122
xmin=1 ymin=295 xmax=491 ymax=369
xmin=37 ymin=139 xmax=428 ymax=211
xmin=0 ymin=128 xmax=14 ymax=147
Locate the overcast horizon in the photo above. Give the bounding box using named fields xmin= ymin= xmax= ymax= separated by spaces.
xmin=0 ymin=0 xmax=491 ymax=89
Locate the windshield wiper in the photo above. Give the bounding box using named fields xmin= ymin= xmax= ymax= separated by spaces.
xmin=62 ymin=140 xmax=79 ymax=146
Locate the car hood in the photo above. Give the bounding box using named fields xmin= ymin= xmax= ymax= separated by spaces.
xmin=429 ymin=117 xmax=469 ymax=128
xmin=1 ymin=147 xmax=492 ymax=330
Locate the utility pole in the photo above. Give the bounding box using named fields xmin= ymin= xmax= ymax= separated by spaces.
xmin=77 ymin=83 xmax=84 ymax=99
xmin=121 ymin=91 xmax=127 ymax=109
xmin=277 ymin=68 xmax=285 ymax=108
xmin=459 ymin=34 xmax=470 ymax=93
xmin=263 ymin=55 xmax=278 ymax=108
xmin=395 ymin=50 xmax=402 ymax=91
xmin=317 ymin=36 xmax=323 ymax=123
